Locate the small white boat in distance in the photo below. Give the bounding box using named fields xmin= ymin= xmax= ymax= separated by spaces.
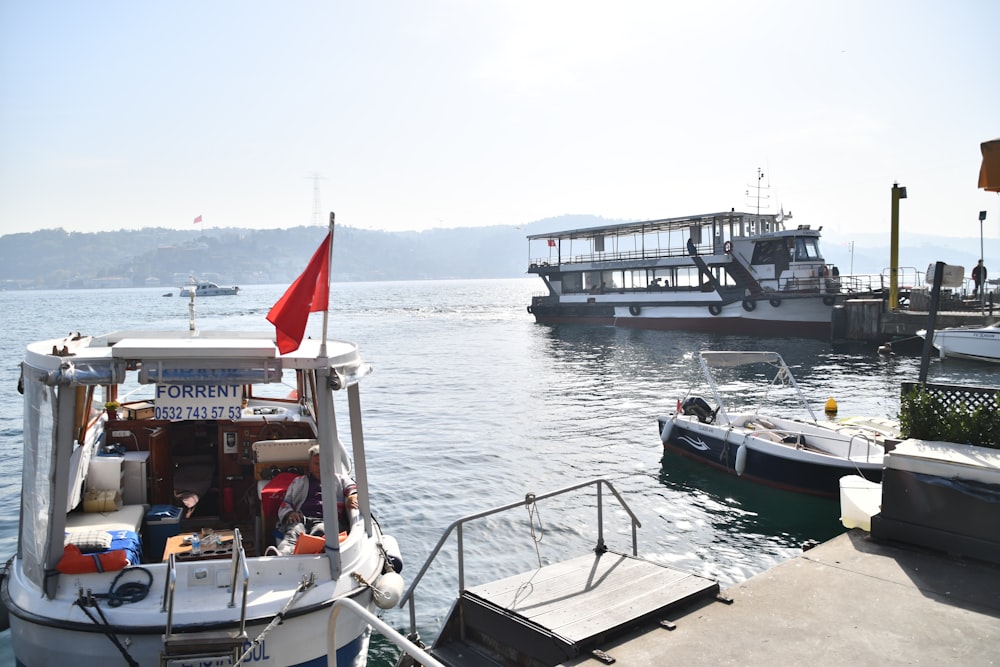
xmin=179 ymin=280 xmax=240 ymax=297
xmin=917 ymin=323 xmax=1000 ymax=364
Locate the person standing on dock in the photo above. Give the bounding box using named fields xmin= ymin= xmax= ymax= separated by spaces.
xmin=972 ymin=259 xmax=988 ymax=297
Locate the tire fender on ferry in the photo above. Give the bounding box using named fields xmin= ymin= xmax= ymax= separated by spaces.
xmin=373 ymin=571 xmax=404 ymax=609
xmin=708 ymin=304 xmax=722 ymax=316
xmin=629 ymin=304 xmax=642 ymax=316
xmin=742 ymin=298 xmax=756 ymax=312
xmin=723 ymin=240 xmax=733 ymax=254
xmin=769 ymin=297 xmax=782 ymax=308
xmin=822 ymin=295 xmax=835 ymax=306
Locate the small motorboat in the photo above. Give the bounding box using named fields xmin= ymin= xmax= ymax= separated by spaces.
xmin=657 ymin=351 xmax=897 ymax=498
xmin=179 ymin=280 xmax=240 ymax=297
xmin=917 ymin=323 xmax=1000 ymax=364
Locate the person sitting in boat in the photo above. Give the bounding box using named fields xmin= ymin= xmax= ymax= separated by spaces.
xmin=275 ymin=444 xmax=358 ymax=555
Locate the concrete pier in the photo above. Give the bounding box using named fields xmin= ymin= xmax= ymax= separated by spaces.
xmin=565 ymin=530 xmax=1000 ymax=666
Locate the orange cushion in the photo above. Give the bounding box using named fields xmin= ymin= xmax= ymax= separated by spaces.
xmin=57 ymin=543 xmax=129 ymax=573
xmin=293 ymin=533 xmax=325 ymax=554
xmin=292 ymin=532 xmax=348 ymax=555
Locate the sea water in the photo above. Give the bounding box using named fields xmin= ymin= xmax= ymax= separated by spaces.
xmin=0 ymin=279 xmax=995 ymax=665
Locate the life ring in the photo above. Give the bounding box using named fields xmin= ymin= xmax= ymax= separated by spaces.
xmin=822 ymin=295 xmax=835 ymax=306
xmin=723 ymin=241 xmax=733 ymax=254
xmin=526 ymin=306 xmax=533 ymax=314
xmin=629 ymin=305 xmax=642 ymax=316
xmin=769 ymin=297 xmax=782 ymax=308
xmin=742 ymin=298 xmax=756 ymax=312
xmin=708 ymin=304 xmax=722 ymax=316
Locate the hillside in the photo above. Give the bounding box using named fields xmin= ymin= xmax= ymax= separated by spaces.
xmin=0 ymin=215 xmax=990 ymax=289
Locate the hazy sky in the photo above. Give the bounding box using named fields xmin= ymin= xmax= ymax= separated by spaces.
xmin=2 ymin=1 xmax=998 ymax=241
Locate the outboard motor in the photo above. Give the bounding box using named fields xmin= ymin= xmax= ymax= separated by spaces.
xmin=681 ymin=396 xmax=717 ymax=423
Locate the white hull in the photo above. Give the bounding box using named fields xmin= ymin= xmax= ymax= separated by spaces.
xmin=3 ymin=330 xmax=401 ymax=666
xmin=924 ymin=325 xmax=1000 ymax=363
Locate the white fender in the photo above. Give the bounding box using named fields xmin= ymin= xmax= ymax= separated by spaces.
xmin=380 ymin=534 xmax=403 ymax=573
xmin=660 ymin=418 xmax=674 ymax=443
xmin=373 ymin=571 xmax=404 ymax=609
xmin=735 ymin=440 xmax=747 ymax=476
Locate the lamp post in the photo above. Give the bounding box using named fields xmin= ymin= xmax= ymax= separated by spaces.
xmin=889 ymin=183 xmax=907 ymax=311
xmin=980 ymin=210 xmax=987 ymax=313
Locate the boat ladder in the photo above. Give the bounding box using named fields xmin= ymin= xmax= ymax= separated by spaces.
xmin=159 ymin=528 xmax=250 ymax=665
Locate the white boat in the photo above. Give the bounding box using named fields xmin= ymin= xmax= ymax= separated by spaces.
xmin=1 ymin=329 xmax=403 ymax=665
xmin=527 ymin=210 xmax=880 ymax=339
xmin=179 ymin=280 xmax=240 ymax=297
xmin=917 ymin=323 xmax=1000 ymax=363
xmin=656 ymin=351 xmax=897 ymax=498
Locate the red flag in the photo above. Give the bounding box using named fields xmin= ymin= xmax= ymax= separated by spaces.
xmin=193 ymin=215 xmax=202 ymax=224
xmin=267 ymin=232 xmax=331 ymax=353
xmin=547 ymin=239 xmax=556 ymax=247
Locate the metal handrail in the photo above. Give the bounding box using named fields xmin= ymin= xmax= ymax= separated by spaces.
xmin=398 ymin=478 xmax=641 ymax=636
xmin=163 ymin=552 xmax=176 ymax=631
xmin=327 ymin=597 xmax=445 ymax=667
xmin=162 ymin=530 xmax=250 ymax=636
xmin=227 ymin=528 xmax=250 ymax=635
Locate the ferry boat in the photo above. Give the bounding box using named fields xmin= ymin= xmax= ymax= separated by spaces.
xmin=1 ymin=329 xmax=403 ymax=666
xmin=527 ymin=211 xmax=873 ymax=339
xmin=179 ymin=280 xmax=240 ymax=297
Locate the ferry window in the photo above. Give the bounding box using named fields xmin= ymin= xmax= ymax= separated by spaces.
xmin=751 ymin=240 xmax=790 ymax=266
xmin=673 ymin=266 xmax=701 ymax=288
xmin=794 ymin=238 xmax=822 ymax=261
xmin=563 ymin=272 xmax=583 ymax=293
xmin=583 ymin=271 xmax=602 ymax=292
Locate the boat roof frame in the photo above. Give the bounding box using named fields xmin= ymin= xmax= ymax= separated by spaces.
xmin=527 ymin=211 xmax=782 ymax=242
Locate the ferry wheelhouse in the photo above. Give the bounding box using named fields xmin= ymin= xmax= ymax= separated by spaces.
xmin=527 ymin=211 xmax=869 ymax=339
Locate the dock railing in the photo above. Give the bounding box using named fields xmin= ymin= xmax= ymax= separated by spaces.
xmin=397 ymin=478 xmax=641 ymax=638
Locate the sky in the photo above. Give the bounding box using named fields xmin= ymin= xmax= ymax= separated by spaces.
xmin=1 ymin=1 xmax=998 ymax=243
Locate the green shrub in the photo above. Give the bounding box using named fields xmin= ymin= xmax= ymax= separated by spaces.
xmin=899 ymin=385 xmax=1000 ymax=449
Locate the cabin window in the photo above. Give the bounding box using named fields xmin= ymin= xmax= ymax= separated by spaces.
xmin=751 ymin=240 xmax=791 ymax=267
xmin=563 ymin=272 xmax=583 ymax=293
xmin=583 ymin=271 xmax=602 ymax=293
xmin=793 ymin=237 xmax=823 ymax=261
xmin=673 ymin=266 xmax=703 ymax=288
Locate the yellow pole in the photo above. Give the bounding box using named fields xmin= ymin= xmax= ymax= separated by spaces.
xmin=889 ymin=183 xmax=907 ymax=311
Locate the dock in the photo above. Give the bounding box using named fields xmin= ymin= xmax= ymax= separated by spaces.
xmin=562 ymin=530 xmax=1000 ymax=666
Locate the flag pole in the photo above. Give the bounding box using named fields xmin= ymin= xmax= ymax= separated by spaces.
xmin=320 ymin=212 xmax=335 ymax=357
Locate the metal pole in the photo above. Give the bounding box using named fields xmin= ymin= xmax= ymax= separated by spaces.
xmin=889 ymin=183 xmax=907 ymax=311
xmin=980 ymin=210 xmax=987 ymax=314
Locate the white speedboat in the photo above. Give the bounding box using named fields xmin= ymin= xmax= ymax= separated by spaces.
xmin=656 ymin=351 xmax=896 ymax=498
xmin=1 ymin=329 xmax=403 ymax=665
xmin=917 ymin=323 xmax=1000 ymax=363
xmin=179 ymin=280 xmax=240 ymax=296
xmin=526 ymin=210 xmax=882 ymax=339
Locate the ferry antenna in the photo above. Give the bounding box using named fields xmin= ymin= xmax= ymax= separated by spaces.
xmin=745 ymin=167 xmax=771 ymax=216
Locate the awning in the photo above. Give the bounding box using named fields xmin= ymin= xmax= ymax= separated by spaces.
xmin=979 ymin=138 xmax=1000 ymax=192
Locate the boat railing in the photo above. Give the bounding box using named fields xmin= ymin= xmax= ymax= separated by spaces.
xmin=397 ymin=478 xmax=641 ymax=638
xmin=326 ymin=597 xmax=446 ymax=667
xmin=162 ymin=528 xmax=250 ymax=637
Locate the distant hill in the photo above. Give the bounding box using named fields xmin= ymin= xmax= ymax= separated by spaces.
xmin=0 ymin=215 xmax=990 ymax=289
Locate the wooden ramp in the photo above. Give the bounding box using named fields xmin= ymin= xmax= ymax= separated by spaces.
xmin=431 ymin=551 xmax=720 ymax=666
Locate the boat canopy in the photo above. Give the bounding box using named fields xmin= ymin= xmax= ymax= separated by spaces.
xmin=527 ymin=211 xmax=784 ymax=242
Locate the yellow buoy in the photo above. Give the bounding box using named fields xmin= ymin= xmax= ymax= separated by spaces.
xmin=825 ymin=397 xmax=838 ymax=414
